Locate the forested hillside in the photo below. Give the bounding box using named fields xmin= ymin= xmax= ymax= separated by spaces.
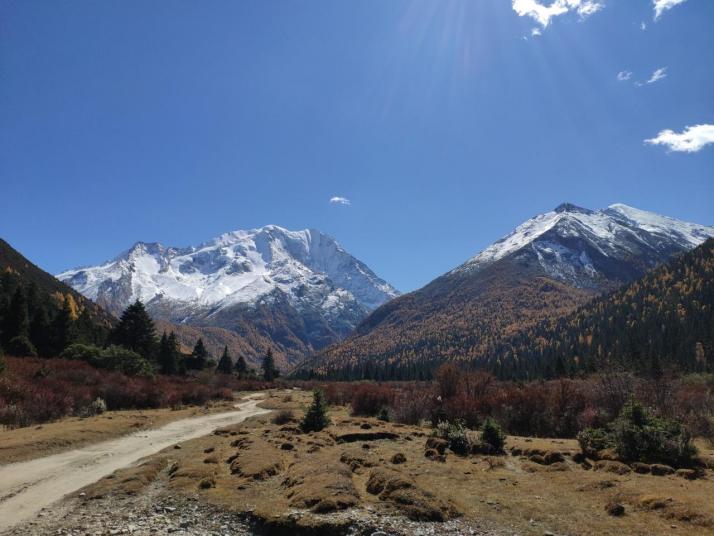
xmin=495 ymin=237 xmax=714 ymax=379
xmin=298 ymin=239 xmax=714 ymax=381
xmin=0 ymin=239 xmax=112 ymax=357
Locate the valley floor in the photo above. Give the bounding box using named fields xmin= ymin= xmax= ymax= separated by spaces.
xmin=2 ymin=389 xmax=714 ymax=535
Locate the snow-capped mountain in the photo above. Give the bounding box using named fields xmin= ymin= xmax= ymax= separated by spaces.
xmin=58 ymin=226 xmax=398 ymax=364
xmin=454 ymin=202 xmax=714 ymax=290
xmin=298 ymin=203 xmax=714 ymax=379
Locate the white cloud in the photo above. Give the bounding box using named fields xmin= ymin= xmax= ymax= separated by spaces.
xmin=617 ymin=70 xmax=632 ymax=81
xmin=640 ymin=21 xmax=647 ymax=30
xmin=512 ymin=0 xmax=604 ymax=28
xmin=646 ymin=67 xmax=667 ymax=84
xmin=329 ymin=196 xmax=351 ymax=206
xmin=645 ymin=124 xmax=714 ymax=153
xmin=531 ymin=27 xmax=542 ymax=37
xmin=653 ymin=0 xmax=687 ymax=20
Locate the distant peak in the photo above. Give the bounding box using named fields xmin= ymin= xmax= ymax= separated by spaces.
xmin=554 ymin=203 xmax=593 ymax=215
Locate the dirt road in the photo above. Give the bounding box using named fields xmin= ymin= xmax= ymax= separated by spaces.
xmin=0 ymin=394 xmax=270 ymax=533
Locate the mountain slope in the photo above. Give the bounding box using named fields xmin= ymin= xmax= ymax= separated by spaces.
xmin=495 ymin=238 xmax=714 ymax=378
xmin=0 ymin=238 xmax=112 ymax=355
xmin=296 ymin=203 xmax=714 ymax=380
xmin=1 ymin=239 xmax=113 ymax=327
xmin=58 ymin=226 xmax=398 ymax=366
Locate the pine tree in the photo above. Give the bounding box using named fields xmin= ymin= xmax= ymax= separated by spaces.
xmin=216 ymin=346 xmax=233 ymax=374
xmin=158 ymin=331 xmax=180 ymax=375
xmin=300 ymin=389 xmax=331 ymax=432
xmin=51 ymin=298 xmax=77 ymax=355
xmin=109 ymin=300 xmax=157 ymax=359
xmin=189 ymin=338 xmax=209 ymax=370
xmin=234 ymin=354 xmax=248 ymax=378
xmin=262 ymin=348 xmax=279 ymax=382
xmin=5 ymin=287 xmax=30 ymax=341
xmin=30 ymin=305 xmax=52 ymax=357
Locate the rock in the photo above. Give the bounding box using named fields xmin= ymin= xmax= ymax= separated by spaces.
xmin=650 ymin=464 xmax=675 ymax=476
xmin=675 ymin=468 xmax=698 ymax=480
xmin=596 ymin=449 xmax=621 ymax=461
xmin=425 ymin=437 xmax=449 ymax=455
xmin=631 ymin=462 xmax=651 ymax=474
xmin=605 ymin=502 xmax=625 ymax=516
xmin=594 ymin=460 xmax=631 ymax=475
xmin=390 ymin=452 xmax=407 ymax=464
xmin=544 ymin=451 xmax=565 ymax=465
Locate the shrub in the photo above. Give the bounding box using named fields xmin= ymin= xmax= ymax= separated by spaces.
xmin=611 ymin=399 xmax=696 ymax=467
xmin=350 ymin=384 xmax=393 ymax=417
xmin=435 ymin=419 xmax=470 ymax=456
xmin=480 ymin=418 xmax=506 ymax=454
xmin=0 ymin=348 xmax=5 ymax=374
xmin=82 ymin=397 xmax=107 ymax=416
xmin=577 ymin=427 xmax=614 ymax=458
xmin=301 ymin=389 xmax=331 ymax=432
xmin=578 ymin=398 xmax=697 ymax=467
xmin=101 ymin=345 xmax=154 ymax=376
xmin=272 ymin=409 xmax=295 ymax=425
xmin=7 ymin=336 xmax=37 ymax=357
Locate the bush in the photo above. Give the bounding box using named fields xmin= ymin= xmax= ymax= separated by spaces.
xmin=435 ymin=419 xmax=470 ymax=456
xmin=577 ymin=427 xmax=614 ymax=458
xmin=61 ymin=343 xmax=103 ymax=366
xmin=7 ymin=335 xmax=37 ymax=357
xmin=480 ymin=418 xmax=506 ymax=454
xmin=60 ymin=344 xmax=153 ymax=376
xmin=101 ymin=345 xmax=154 ymax=376
xmin=578 ymin=398 xmax=697 ymax=467
xmin=0 ymin=347 xmax=5 ymax=374
xmin=272 ymin=409 xmax=295 ymax=425
xmin=82 ymin=397 xmax=107 ymax=416
xmin=301 ymin=389 xmax=331 ymax=432
xmin=350 ymin=384 xmax=393 ymax=417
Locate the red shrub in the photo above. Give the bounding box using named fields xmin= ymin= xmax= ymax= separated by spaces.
xmin=350 ymin=384 xmax=395 ymax=416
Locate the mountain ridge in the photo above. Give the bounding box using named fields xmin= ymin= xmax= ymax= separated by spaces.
xmin=295 ymin=203 xmax=714 ymax=379
xmin=58 ymin=225 xmax=399 ymax=366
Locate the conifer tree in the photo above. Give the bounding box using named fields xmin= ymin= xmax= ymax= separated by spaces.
xmin=51 ymin=298 xmax=76 ymax=355
xmin=234 ymin=354 xmax=248 ymax=378
xmin=5 ymin=287 xmax=30 ymax=341
xmin=300 ymin=389 xmax=331 ymax=432
xmin=189 ymin=338 xmax=209 ymax=370
xmin=216 ymin=346 xmax=233 ymax=374
xmin=262 ymin=348 xmax=279 ymax=382
xmin=158 ymin=331 xmax=180 ymax=375
xmin=109 ymin=300 xmax=157 ymax=359
xmin=30 ymin=306 xmax=52 ymax=357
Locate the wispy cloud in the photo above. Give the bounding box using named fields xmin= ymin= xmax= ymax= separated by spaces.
xmin=329 ymin=196 xmax=351 ymax=206
xmin=646 ymin=67 xmax=667 ymax=84
xmin=645 ymin=124 xmax=714 ymax=153
xmin=653 ymin=0 xmax=687 ymax=20
xmin=617 ymin=71 xmax=633 ymax=82
xmin=640 ymin=21 xmax=647 ymax=30
xmin=512 ymin=0 xmax=604 ymax=29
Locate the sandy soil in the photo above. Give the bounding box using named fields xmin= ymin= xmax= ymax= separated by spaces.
xmin=0 ymin=394 xmax=269 ymax=533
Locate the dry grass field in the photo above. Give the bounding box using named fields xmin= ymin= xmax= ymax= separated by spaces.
xmin=72 ymin=389 xmax=714 ymax=535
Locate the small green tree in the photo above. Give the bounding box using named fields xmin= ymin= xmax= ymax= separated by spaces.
xmin=262 ymin=348 xmax=279 ymax=381
xmin=480 ymin=417 xmax=506 ymax=454
xmin=301 ymin=389 xmax=331 ymax=432
xmin=216 ymin=346 xmax=233 ymax=374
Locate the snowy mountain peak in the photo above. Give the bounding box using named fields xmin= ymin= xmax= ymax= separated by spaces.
xmin=58 ymin=226 xmax=399 ymax=320
xmin=554 ymin=202 xmax=594 ymax=215
xmin=455 ymin=203 xmax=714 ymax=289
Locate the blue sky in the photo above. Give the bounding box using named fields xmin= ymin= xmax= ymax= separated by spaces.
xmin=1 ymin=0 xmax=712 ymax=292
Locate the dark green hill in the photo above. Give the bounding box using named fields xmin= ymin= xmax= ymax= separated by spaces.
xmin=0 ymin=238 xmax=113 ymax=356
